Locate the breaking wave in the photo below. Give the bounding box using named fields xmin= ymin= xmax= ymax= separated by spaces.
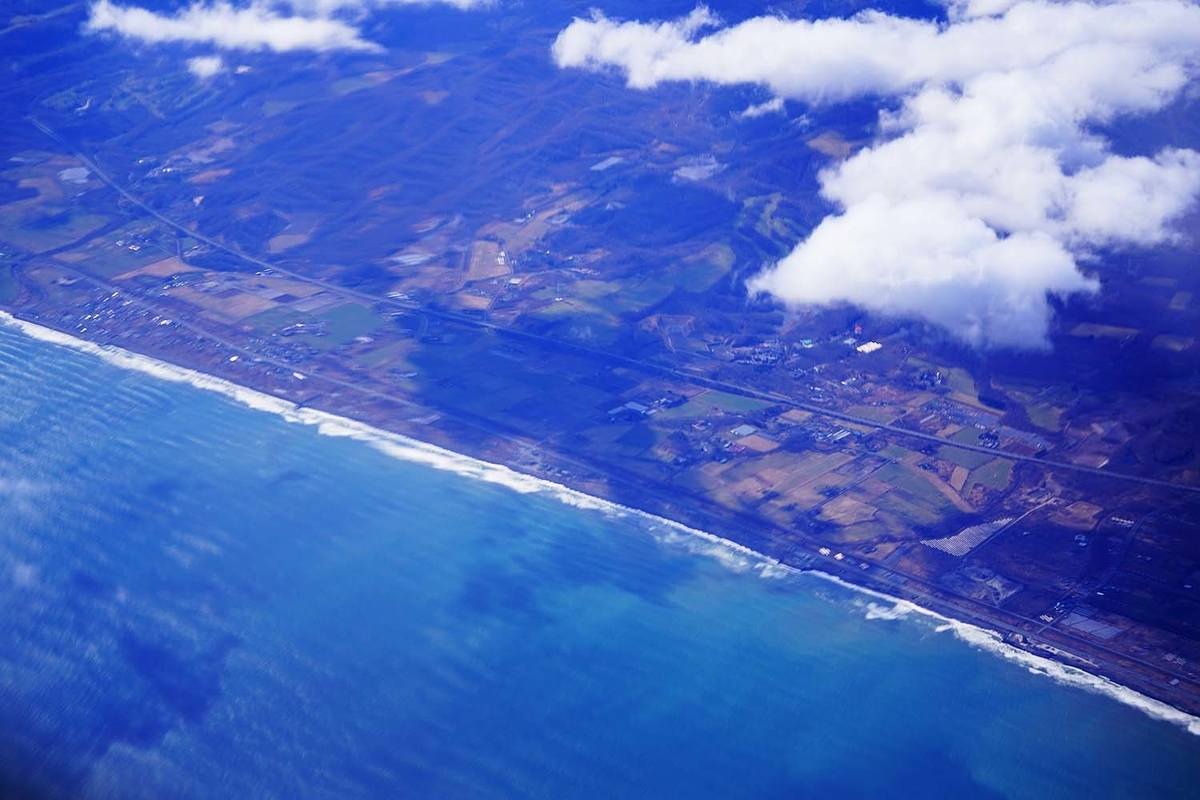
xmin=806 ymin=569 xmax=1200 ymax=736
xmin=0 ymin=313 xmax=779 ymax=581
xmin=4 ymin=311 xmax=1197 ymax=736
xmin=861 ymin=599 xmax=918 ymax=621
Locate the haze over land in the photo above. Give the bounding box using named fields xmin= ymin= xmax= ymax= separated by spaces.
xmin=554 ymin=0 xmax=1200 ymax=347
xmin=81 ymin=0 xmax=1200 ymax=349
xmin=2 ymin=2 xmax=1200 ymax=792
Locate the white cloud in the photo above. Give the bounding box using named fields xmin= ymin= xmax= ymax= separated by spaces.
xmin=84 ymin=0 xmax=491 ymax=57
xmin=286 ymin=0 xmax=490 ymax=12
xmin=553 ymin=2 xmax=1200 ymax=348
xmin=739 ymin=97 xmax=784 ymax=119
xmin=187 ymin=55 xmax=225 ymax=77
xmin=85 ymin=0 xmax=384 ymax=53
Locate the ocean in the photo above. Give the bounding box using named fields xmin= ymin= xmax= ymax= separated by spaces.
xmin=0 ymin=317 xmax=1197 ymax=799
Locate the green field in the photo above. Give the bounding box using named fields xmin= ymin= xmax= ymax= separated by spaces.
xmin=3 ymin=211 xmax=113 ymax=253
xmin=311 ymin=303 xmax=386 ymax=347
xmin=246 ymin=302 xmax=388 ymax=351
xmin=243 ymin=305 xmax=311 ymax=333
xmin=938 ymin=445 xmax=994 ymax=470
xmin=355 ymin=340 xmax=412 ymax=369
xmin=615 ymin=279 xmax=676 ymax=313
xmin=937 ymin=428 xmax=996 ymax=469
xmin=1025 ymin=402 xmax=1062 ymax=432
xmin=874 ymin=489 xmax=946 ymax=527
xmin=942 ymin=366 xmax=976 ymax=396
xmin=970 ymin=458 xmax=1013 ymax=490
xmin=568 ymin=279 xmax=620 ymax=301
xmin=656 ymin=389 xmax=772 ymax=419
xmin=696 ymin=390 xmax=774 ymax=414
xmin=875 ymin=463 xmax=954 ymax=509
xmin=615 ymin=423 xmax=659 ymax=454
xmin=665 ymin=245 xmax=732 ymax=292
xmin=76 ymin=242 xmax=168 ymax=279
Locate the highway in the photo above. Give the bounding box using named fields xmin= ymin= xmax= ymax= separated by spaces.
xmin=17 ymin=117 xmax=1200 ymax=701
xmin=27 ymin=115 xmax=1200 ymax=496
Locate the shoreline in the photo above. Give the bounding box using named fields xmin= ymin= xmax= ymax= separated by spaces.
xmin=4 ymin=309 xmax=1199 ymax=736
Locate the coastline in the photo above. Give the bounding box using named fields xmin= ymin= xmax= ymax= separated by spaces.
xmin=4 ymin=309 xmax=1199 ymax=737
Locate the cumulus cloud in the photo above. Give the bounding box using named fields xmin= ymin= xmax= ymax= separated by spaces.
xmin=739 ymin=97 xmax=784 ymax=119
xmin=84 ymin=0 xmax=489 ymax=56
xmin=288 ymin=0 xmax=490 ymax=11
xmin=85 ymin=0 xmax=384 ymax=53
xmin=187 ymin=54 xmax=225 ymax=77
xmin=553 ymin=1 xmax=1200 ymax=348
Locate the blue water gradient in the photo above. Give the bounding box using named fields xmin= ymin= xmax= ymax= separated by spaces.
xmin=0 ymin=325 xmax=1197 ymax=799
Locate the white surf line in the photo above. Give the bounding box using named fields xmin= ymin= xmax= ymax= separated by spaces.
xmin=0 ymin=312 xmax=777 ymax=573
xmin=4 ymin=311 xmax=1198 ymax=736
xmin=805 ymin=569 xmax=1200 ymax=736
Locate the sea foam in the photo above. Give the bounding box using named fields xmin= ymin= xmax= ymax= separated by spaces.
xmin=0 ymin=314 xmax=776 ymax=575
xmin=807 ymin=569 xmax=1200 ymax=736
xmin=4 ymin=311 xmax=1198 ymax=736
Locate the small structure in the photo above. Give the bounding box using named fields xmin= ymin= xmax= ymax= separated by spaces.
xmin=608 ymin=401 xmax=649 ymax=422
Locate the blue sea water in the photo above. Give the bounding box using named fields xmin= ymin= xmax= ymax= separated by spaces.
xmin=0 ymin=322 xmax=1198 ymax=799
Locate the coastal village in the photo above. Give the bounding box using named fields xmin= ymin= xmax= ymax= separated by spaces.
xmin=3 ymin=109 xmax=1200 ymax=720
